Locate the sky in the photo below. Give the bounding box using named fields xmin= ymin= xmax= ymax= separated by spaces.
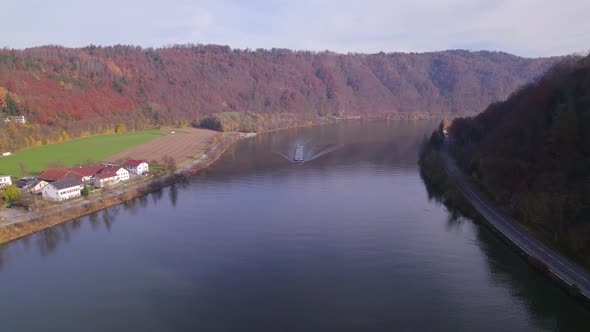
xmin=3 ymin=0 xmax=589 ymax=57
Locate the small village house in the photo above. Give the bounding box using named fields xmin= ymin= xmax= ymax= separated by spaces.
xmin=36 ymin=163 xmax=134 ymax=200
xmin=29 ymin=180 xmax=49 ymax=195
xmin=16 ymin=178 xmax=48 ymax=194
xmin=37 ymin=168 xmax=74 ymax=183
xmin=70 ymin=165 xmax=114 ymax=182
xmin=42 ymin=179 xmax=82 ymax=202
xmin=0 ymin=175 xmax=12 ymax=188
xmin=37 ymin=164 xmax=132 ymax=186
xmin=91 ymin=167 xmax=130 ymax=188
xmin=114 ymin=167 xmax=130 ymax=181
xmin=124 ymin=159 xmax=149 ymax=175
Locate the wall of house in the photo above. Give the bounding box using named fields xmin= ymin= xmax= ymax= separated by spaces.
xmin=42 ymin=185 xmax=81 ymax=201
xmin=58 ymin=187 xmax=81 ymax=201
xmin=125 ymin=163 xmax=149 ymax=175
xmin=100 ymin=176 xmax=118 ymax=187
xmin=138 ymin=163 xmax=148 ymax=174
xmin=117 ymin=169 xmax=130 ymax=181
xmin=31 ymin=181 xmax=48 ymax=194
xmin=42 ymin=186 xmax=59 ymax=201
xmin=0 ymin=176 xmax=12 ymax=188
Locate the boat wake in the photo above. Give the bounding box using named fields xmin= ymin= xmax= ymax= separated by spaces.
xmin=275 ymin=141 xmax=344 ymax=165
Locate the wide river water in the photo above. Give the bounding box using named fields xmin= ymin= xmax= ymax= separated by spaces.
xmin=0 ymin=120 xmax=589 ymax=331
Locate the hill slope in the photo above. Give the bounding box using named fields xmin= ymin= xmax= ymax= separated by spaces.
xmin=448 ymin=54 xmax=590 ymax=261
xmin=0 ymin=45 xmax=557 ymax=150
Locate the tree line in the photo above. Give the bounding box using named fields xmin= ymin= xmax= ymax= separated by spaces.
xmin=448 ymin=53 xmax=590 ymax=264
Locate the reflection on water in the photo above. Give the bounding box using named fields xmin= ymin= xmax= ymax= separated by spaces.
xmin=0 ymin=120 xmax=588 ymax=331
xmin=421 ymin=162 xmax=590 ymax=331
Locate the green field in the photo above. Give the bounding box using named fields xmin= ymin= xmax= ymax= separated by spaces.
xmin=0 ymin=130 xmax=166 ymax=177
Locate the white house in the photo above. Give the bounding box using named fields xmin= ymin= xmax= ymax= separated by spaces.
xmin=91 ymin=167 xmax=129 ymax=188
xmin=16 ymin=178 xmax=48 ymax=194
xmin=42 ymin=179 xmax=81 ymax=202
xmin=0 ymin=175 xmax=12 ymax=188
xmin=29 ymin=180 xmax=49 ymax=195
xmin=123 ymin=159 xmax=149 ymax=175
xmin=115 ymin=167 xmax=130 ymax=181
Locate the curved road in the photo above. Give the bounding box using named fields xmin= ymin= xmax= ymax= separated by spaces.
xmin=442 ymin=140 xmax=590 ymax=299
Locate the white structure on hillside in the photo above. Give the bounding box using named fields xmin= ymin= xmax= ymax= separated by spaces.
xmin=0 ymin=175 xmax=11 ymax=188
xmin=15 ymin=115 xmax=26 ymax=124
xmin=123 ymin=159 xmax=149 ymax=175
xmin=91 ymin=167 xmax=130 ymax=188
xmin=42 ymin=179 xmax=81 ymax=202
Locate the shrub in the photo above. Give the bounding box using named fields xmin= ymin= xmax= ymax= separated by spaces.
xmin=1 ymin=185 xmax=21 ymax=206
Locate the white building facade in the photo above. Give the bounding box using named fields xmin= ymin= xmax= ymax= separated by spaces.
xmin=116 ymin=167 xmax=130 ymax=181
xmin=42 ymin=180 xmax=82 ymax=202
xmin=0 ymin=175 xmax=12 ymax=188
xmin=29 ymin=180 xmax=49 ymax=195
xmin=124 ymin=160 xmax=149 ymax=175
xmin=92 ymin=168 xmax=130 ymax=188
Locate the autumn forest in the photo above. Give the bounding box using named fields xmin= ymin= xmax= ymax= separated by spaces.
xmin=0 ymin=44 xmax=558 ymax=151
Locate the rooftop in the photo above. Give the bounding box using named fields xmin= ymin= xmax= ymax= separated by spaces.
xmin=37 ymin=168 xmax=70 ymax=182
xmin=124 ymin=159 xmax=148 ymax=167
xmin=50 ymin=179 xmax=81 ymax=190
xmin=95 ymin=170 xmax=119 ymax=179
xmin=69 ymin=165 xmax=109 ymax=177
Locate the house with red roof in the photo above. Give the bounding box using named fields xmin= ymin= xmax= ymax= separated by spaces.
xmin=123 ymin=159 xmax=149 ymax=175
xmin=91 ymin=167 xmax=130 ymax=187
xmin=37 ymin=168 xmax=72 ymax=182
xmin=69 ymin=165 xmax=110 ymax=182
xmin=37 ymin=164 xmax=131 ymax=188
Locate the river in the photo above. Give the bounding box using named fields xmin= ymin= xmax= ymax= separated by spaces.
xmin=0 ymin=120 xmax=588 ymax=331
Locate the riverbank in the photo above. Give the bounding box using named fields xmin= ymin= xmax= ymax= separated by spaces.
xmin=0 ymin=116 xmax=360 ymax=245
xmin=419 ymin=135 xmax=590 ymax=305
xmin=0 ymin=116 xmax=444 ymax=245
xmin=0 ymin=131 xmax=252 ymax=245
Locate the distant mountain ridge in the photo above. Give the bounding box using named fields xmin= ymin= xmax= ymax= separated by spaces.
xmin=0 ymin=45 xmax=559 ymax=150
xmin=1 ymin=45 xmax=560 ymax=121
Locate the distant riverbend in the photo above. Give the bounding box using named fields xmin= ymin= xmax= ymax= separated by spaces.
xmin=0 ymin=120 xmax=588 ymax=331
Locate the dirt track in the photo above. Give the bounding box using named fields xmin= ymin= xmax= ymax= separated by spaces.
xmin=104 ymin=128 xmax=219 ymax=167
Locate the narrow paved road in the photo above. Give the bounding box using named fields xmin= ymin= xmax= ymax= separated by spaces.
xmin=442 ymin=140 xmax=590 ymax=299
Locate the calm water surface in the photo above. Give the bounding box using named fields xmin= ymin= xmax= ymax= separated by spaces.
xmin=0 ymin=120 xmax=589 ymax=331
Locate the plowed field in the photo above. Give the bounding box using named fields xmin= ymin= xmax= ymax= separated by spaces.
xmin=104 ymin=128 xmax=219 ymax=167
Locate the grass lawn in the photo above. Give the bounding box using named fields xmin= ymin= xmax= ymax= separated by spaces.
xmin=0 ymin=130 xmax=167 ymax=177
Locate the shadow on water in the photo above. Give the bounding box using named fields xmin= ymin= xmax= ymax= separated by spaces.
xmin=420 ymin=159 xmax=590 ymax=331
xmin=0 ymin=189 xmax=164 ymax=269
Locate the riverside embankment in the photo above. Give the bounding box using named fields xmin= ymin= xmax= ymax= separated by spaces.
xmin=0 ymin=115 xmax=357 ymax=244
xmin=0 ymin=132 xmax=253 ymax=244
xmin=438 ymin=139 xmax=590 ymax=303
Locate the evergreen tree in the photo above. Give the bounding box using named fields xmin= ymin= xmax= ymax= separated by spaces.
xmin=5 ymin=93 xmax=19 ymax=116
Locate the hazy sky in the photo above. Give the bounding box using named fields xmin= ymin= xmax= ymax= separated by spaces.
xmin=4 ymin=0 xmax=589 ymax=57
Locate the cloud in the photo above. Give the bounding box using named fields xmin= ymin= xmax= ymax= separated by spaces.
xmin=2 ymin=0 xmax=589 ymax=57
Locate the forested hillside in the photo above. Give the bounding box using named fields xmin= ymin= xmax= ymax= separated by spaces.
xmin=448 ymin=54 xmax=590 ymax=261
xmin=0 ymin=44 xmax=557 ymax=151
